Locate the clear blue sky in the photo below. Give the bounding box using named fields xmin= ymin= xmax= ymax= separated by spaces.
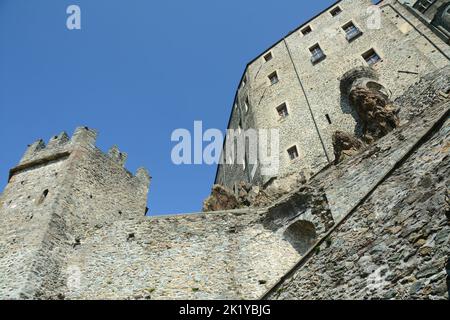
xmin=0 ymin=0 xmax=337 ymax=215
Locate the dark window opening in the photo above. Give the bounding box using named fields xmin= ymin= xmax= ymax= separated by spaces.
xmin=413 ymin=0 xmax=436 ymax=13
xmin=268 ymin=71 xmax=279 ymax=85
xmin=264 ymin=52 xmax=273 ymax=62
xmin=342 ymin=21 xmax=362 ymax=42
xmin=330 ymin=6 xmax=342 ymax=17
xmin=276 ymin=103 xmax=289 ymax=119
xmin=37 ymin=189 xmax=49 ymax=205
xmin=325 ymin=114 xmax=332 ymax=124
xmin=288 ymin=146 xmax=299 ymax=161
xmin=145 ymin=207 xmax=149 ymax=216
xmin=301 ymin=25 xmax=312 ymax=36
xmin=362 ymin=49 xmax=381 ymax=66
xmin=127 ymin=233 xmax=135 ymax=242
xmin=310 ymin=44 xmax=326 ymax=64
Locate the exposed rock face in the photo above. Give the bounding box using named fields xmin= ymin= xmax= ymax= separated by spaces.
xmin=349 ymin=86 xmax=400 ymax=144
xmin=203 ymin=172 xmax=308 ymax=212
xmin=332 ymin=131 xmax=366 ymax=164
xmin=202 ymin=185 xmax=239 ymax=212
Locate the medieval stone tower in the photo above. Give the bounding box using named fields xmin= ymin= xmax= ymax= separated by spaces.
xmin=0 ymin=127 xmax=151 ymax=298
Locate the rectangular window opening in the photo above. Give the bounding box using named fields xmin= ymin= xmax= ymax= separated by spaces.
xmin=301 ymin=25 xmax=312 ymax=36
xmin=342 ymin=21 xmax=362 ymax=42
xmin=362 ymin=49 xmax=381 ymax=66
xmin=310 ymin=44 xmax=326 ymax=64
xmin=330 ymin=6 xmax=342 ymax=16
xmin=264 ymin=52 xmax=273 ymax=62
xmin=325 ymin=114 xmax=332 ymax=124
xmin=268 ymin=71 xmax=279 ymax=85
xmin=276 ymin=103 xmax=289 ymax=119
xmin=287 ymin=146 xmax=299 ymax=161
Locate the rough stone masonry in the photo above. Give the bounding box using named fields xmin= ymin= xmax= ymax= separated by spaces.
xmin=0 ymin=0 xmax=449 ymax=300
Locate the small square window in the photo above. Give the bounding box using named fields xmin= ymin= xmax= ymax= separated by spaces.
xmin=268 ymin=71 xmax=279 ymax=85
xmin=264 ymin=52 xmax=273 ymax=62
xmin=343 ymin=21 xmax=362 ymax=42
xmin=330 ymin=7 xmax=342 ymax=17
xmin=301 ymin=25 xmax=312 ymax=36
xmin=362 ymin=49 xmax=381 ymax=66
xmin=310 ymin=44 xmax=326 ymax=64
xmin=287 ymin=146 xmax=299 ymax=161
xmin=276 ymin=103 xmax=289 ymax=119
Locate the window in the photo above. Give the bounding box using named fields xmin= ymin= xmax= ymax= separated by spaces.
xmin=287 ymin=146 xmax=299 ymax=161
xmin=330 ymin=6 xmax=342 ymax=17
xmin=268 ymin=71 xmax=279 ymax=85
xmin=37 ymin=189 xmax=49 ymax=205
xmin=413 ymin=0 xmax=436 ymax=13
xmin=301 ymin=25 xmax=312 ymax=36
xmin=276 ymin=103 xmax=289 ymax=119
xmin=325 ymin=114 xmax=332 ymax=124
xmin=310 ymin=44 xmax=326 ymax=64
xmin=342 ymin=21 xmax=362 ymax=42
xmin=264 ymin=52 xmax=273 ymax=62
xmin=362 ymin=49 xmax=381 ymax=66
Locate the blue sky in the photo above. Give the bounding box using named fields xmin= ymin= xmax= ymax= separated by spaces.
xmin=0 ymin=0 xmax=336 ymax=215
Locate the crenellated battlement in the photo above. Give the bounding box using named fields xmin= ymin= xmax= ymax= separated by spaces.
xmin=108 ymin=145 xmax=128 ymax=167
xmin=15 ymin=126 xmax=150 ymax=187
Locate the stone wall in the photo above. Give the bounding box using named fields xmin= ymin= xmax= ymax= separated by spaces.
xmin=266 ymin=114 xmax=450 ymax=300
xmin=64 ymin=209 xmax=301 ymax=300
xmin=216 ymin=0 xmax=450 ymax=190
xmin=0 ymin=127 xmax=150 ymax=299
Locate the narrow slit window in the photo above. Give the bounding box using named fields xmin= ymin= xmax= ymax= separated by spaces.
xmin=325 ymin=114 xmax=332 ymax=124
xmin=37 ymin=189 xmax=49 ymax=205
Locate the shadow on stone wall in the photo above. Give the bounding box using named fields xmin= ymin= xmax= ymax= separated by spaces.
xmin=446 ymin=258 xmax=450 ymax=299
xmin=340 ymin=93 xmax=364 ymax=137
xmin=283 ymin=220 xmax=317 ymax=255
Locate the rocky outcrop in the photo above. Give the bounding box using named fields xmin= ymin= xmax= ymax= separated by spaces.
xmin=349 ymin=86 xmax=400 ymax=144
xmin=202 ymin=185 xmax=239 ymax=212
xmin=332 ymin=131 xmax=366 ymax=164
xmin=203 ymin=172 xmax=308 ymax=212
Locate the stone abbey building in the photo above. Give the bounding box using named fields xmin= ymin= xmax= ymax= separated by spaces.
xmin=0 ymin=0 xmax=449 ymax=300
xmin=215 ymin=0 xmax=450 ymax=190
